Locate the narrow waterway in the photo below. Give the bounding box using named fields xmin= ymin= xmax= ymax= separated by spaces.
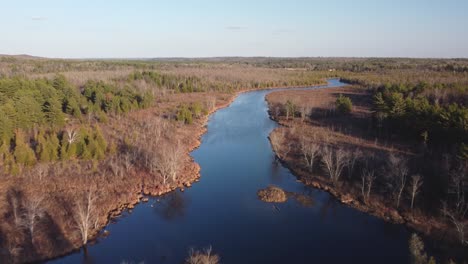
xmin=53 ymin=79 xmax=411 ymax=264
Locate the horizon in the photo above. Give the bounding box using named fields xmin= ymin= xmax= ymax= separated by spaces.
xmin=3 ymin=54 xmax=468 ymax=60
xmin=1 ymin=0 xmax=467 ymax=58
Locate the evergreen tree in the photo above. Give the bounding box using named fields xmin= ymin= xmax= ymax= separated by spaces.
xmin=13 ymin=131 xmax=36 ymax=166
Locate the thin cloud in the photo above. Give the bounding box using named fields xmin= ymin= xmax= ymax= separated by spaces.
xmin=226 ymin=26 xmax=247 ymax=31
xmin=31 ymin=16 xmax=47 ymax=21
xmin=273 ymin=29 xmax=294 ymax=35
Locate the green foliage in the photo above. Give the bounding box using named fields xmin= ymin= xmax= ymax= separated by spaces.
xmin=35 ymin=130 xmax=59 ymax=162
xmin=191 ymin=102 xmax=204 ymax=118
xmin=372 ymin=83 xmax=467 ymax=147
xmin=13 ymin=131 xmax=36 ymax=166
xmin=0 ymin=74 xmax=148 ymax=172
xmin=177 ymin=105 xmax=193 ymax=124
xmin=408 ymin=234 xmax=439 ymax=264
xmin=335 ymin=94 xmax=353 ymax=115
xmin=82 ymin=81 xmax=153 ymax=115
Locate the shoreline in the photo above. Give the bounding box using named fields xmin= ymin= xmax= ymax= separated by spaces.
xmin=264 ymin=86 xmax=468 ymax=260
xmin=42 ymin=81 xmax=329 ymax=263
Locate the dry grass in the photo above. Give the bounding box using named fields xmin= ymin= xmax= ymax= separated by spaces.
xmin=257 ymin=186 xmax=287 ymax=203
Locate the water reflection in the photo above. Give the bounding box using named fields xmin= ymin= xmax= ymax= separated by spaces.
xmin=51 ymin=79 xmax=412 ymax=264
xmin=154 ymin=191 xmax=188 ymax=221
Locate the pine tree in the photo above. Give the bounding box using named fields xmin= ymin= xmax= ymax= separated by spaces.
xmin=43 ymin=99 xmax=65 ymax=128
xmin=0 ymin=108 xmax=14 ymax=143
xmin=13 ymin=131 xmax=36 ymax=166
xmin=36 ymin=130 xmax=51 ymax=162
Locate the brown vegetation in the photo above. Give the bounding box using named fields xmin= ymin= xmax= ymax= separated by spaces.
xmin=257 ymin=186 xmax=288 ymax=203
xmin=266 ymin=85 xmax=467 ymax=259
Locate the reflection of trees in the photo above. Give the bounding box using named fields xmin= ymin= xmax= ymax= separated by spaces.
xmin=290 ymin=192 xmax=315 ymax=208
xmin=269 ymin=159 xmax=282 ymax=183
xmin=319 ymin=195 xmax=338 ymax=221
xmin=154 ymin=191 xmax=187 ymax=220
xmin=82 ymin=245 xmax=95 ymax=264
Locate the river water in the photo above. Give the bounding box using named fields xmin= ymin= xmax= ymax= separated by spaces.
xmin=52 ymin=79 xmax=410 ymax=264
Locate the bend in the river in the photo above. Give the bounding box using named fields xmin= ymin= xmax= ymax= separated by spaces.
xmin=52 ymin=79 xmax=411 ymax=264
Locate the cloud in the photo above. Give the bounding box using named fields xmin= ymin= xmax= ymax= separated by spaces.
xmin=226 ymin=26 xmax=247 ymax=31
xmin=31 ymin=16 xmax=47 ymax=21
xmin=272 ymin=29 xmax=294 ymax=35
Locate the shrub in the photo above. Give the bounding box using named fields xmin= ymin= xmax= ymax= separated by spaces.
xmin=257 ymin=186 xmax=287 ymax=203
xmin=177 ymin=105 xmax=193 ymax=124
xmin=335 ymin=94 xmax=353 ymax=114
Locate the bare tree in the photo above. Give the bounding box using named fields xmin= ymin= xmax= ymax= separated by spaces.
xmin=185 ymin=246 xmax=220 ymax=264
xmin=274 ymin=105 xmax=281 ymax=119
xmin=122 ymin=152 xmax=134 ymax=173
xmin=108 ymin=156 xmax=123 ymax=178
xmin=409 ymin=174 xmax=423 ymax=211
xmin=387 ymin=155 xmax=409 ymax=209
xmin=7 ymin=189 xmax=22 ymax=226
xmin=36 ymin=163 xmax=49 ymax=181
xmin=21 ymin=194 xmax=45 ymax=242
xmin=449 ymin=165 xmax=467 ymax=216
xmin=441 ymin=201 xmax=467 ymax=245
xmin=66 ymin=128 xmax=79 ymax=144
xmin=361 ymin=168 xmax=376 ymax=204
xmin=205 ymin=97 xmax=217 ymax=112
xmin=300 ymin=136 xmax=320 ymax=171
xmin=156 ymin=142 xmax=183 ymax=185
xmin=347 ymin=149 xmax=362 ymax=179
xmin=269 ymin=129 xmax=290 ymax=160
xmin=74 ymin=188 xmax=98 ymax=245
xmin=300 ymin=105 xmax=310 ymax=122
xmin=321 ymin=146 xmax=349 ymax=183
xmin=441 ymin=165 xmax=468 ymax=245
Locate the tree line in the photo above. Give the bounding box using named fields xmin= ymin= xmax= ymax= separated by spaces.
xmin=340 ymin=77 xmax=467 ymax=158
xmin=0 ymin=74 xmax=152 ymax=174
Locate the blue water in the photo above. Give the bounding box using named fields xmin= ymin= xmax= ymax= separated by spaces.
xmin=51 ymin=79 xmax=410 ymax=264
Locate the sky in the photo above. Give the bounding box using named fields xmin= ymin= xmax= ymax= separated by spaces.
xmin=1 ymin=0 xmax=467 ymax=58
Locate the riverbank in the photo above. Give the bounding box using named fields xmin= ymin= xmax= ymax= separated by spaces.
xmin=265 ymin=85 xmax=468 ymax=261
xmin=2 ymin=80 xmax=330 ymax=263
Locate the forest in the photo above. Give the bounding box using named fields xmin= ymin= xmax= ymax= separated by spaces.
xmin=266 ymin=61 xmax=467 ymax=262
xmin=0 ymin=55 xmax=467 ymax=263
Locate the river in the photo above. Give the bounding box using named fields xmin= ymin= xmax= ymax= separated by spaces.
xmin=52 ymin=79 xmax=411 ymax=264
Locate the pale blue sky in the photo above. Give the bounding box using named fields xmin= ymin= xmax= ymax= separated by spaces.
xmin=1 ymin=0 xmax=467 ymax=58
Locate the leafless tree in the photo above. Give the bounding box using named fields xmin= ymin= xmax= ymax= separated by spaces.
xmin=66 ymin=128 xmax=79 ymax=144
xmin=36 ymin=163 xmax=49 ymax=181
xmin=21 ymin=194 xmax=45 ymax=242
xmin=441 ymin=165 xmax=468 ymax=244
xmin=448 ymin=165 xmax=467 ymax=216
xmin=156 ymin=142 xmax=183 ymax=185
xmin=321 ymin=146 xmax=349 ymax=183
xmin=274 ymin=106 xmax=281 ymax=119
xmin=361 ymin=168 xmax=376 ymax=204
xmin=300 ymin=136 xmax=320 ymax=171
xmin=205 ymin=97 xmax=217 ymax=112
xmin=409 ymin=174 xmax=423 ymax=211
xmin=185 ymin=246 xmax=220 ymax=264
xmin=7 ymin=190 xmax=22 ymax=226
xmin=300 ymin=105 xmax=310 ymax=122
xmin=347 ymin=149 xmax=362 ymax=179
xmin=108 ymin=156 xmax=123 ymax=178
xmin=441 ymin=201 xmax=467 ymax=245
xmin=387 ymin=155 xmax=409 ymax=209
xmin=122 ymin=152 xmax=134 ymax=173
xmin=74 ymin=188 xmax=98 ymax=245
xmin=269 ymin=129 xmax=290 ymax=160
